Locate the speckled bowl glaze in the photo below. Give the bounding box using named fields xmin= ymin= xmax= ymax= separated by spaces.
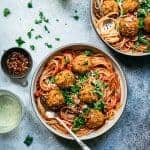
xmin=31 ymin=43 xmax=127 ymax=140
xmin=90 ymin=0 xmax=150 ymax=57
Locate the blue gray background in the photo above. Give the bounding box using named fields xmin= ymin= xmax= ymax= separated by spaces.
xmin=0 ymin=0 xmax=149 ymax=150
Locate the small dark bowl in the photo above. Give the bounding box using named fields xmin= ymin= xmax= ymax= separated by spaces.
xmin=1 ymin=47 xmax=33 ymax=86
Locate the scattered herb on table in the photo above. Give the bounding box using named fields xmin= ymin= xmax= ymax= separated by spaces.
xmin=45 ymin=43 xmax=52 ymax=48
xmin=35 ymin=19 xmax=42 ymax=24
xmin=73 ymin=15 xmax=79 ymax=21
xmin=3 ymin=8 xmax=11 ymax=17
xmin=30 ymin=45 xmax=35 ymax=50
xmin=27 ymin=1 xmax=33 ymax=8
xmin=24 ymin=135 xmax=33 ymax=146
xmin=16 ymin=37 xmax=25 ymax=47
xmin=35 ymin=11 xmax=49 ymax=24
xmin=55 ymin=37 xmax=60 ymax=41
xmin=27 ymin=28 xmax=34 ymax=39
xmin=44 ymin=25 xmax=50 ymax=33
xmin=35 ymin=35 xmax=42 ymax=39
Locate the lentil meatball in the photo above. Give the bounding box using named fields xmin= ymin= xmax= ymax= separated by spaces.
xmin=55 ymin=70 xmax=75 ymax=88
xmin=119 ymin=16 xmax=139 ymax=37
xmin=46 ymin=89 xmax=65 ymax=109
xmin=72 ymin=55 xmax=92 ymax=73
xmin=79 ymin=84 xmax=98 ymax=103
xmin=86 ymin=109 xmax=105 ymax=129
xmin=122 ymin=0 xmax=139 ymax=13
xmin=102 ymin=0 xmax=119 ymax=16
xmin=144 ymin=15 xmax=150 ymax=33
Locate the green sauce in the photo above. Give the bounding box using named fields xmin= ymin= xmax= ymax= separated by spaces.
xmin=0 ymin=91 xmax=22 ymax=133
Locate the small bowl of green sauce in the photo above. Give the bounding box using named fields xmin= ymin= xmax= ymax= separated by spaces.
xmin=0 ymin=90 xmax=23 ymax=134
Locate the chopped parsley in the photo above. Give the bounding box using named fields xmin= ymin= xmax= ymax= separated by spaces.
xmin=35 ymin=35 xmax=42 ymax=40
xmin=73 ymin=15 xmax=79 ymax=21
xmin=27 ymin=1 xmax=33 ymax=8
xmin=73 ymin=116 xmax=85 ymax=129
xmin=94 ymin=101 xmax=105 ymax=112
xmin=24 ymin=135 xmax=33 ymax=146
xmin=92 ymin=80 xmax=106 ymax=98
xmin=62 ymin=90 xmax=74 ymax=105
xmin=70 ymin=84 xmax=80 ymax=94
xmin=35 ymin=11 xmax=49 ymax=24
xmin=3 ymin=8 xmax=11 ymax=17
xmin=15 ymin=37 xmax=25 ymax=47
xmin=30 ymin=45 xmax=35 ymax=50
xmin=83 ymin=50 xmax=93 ymax=56
xmin=138 ymin=32 xmax=148 ymax=45
xmin=93 ymin=71 xmax=99 ymax=79
xmin=49 ymin=76 xmax=55 ymax=84
xmin=138 ymin=18 xmax=144 ymax=29
xmin=147 ymin=45 xmax=150 ymax=52
xmin=45 ymin=43 xmax=52 ymax=48
xmin=27 ymin=28 xmax=34 ymax=39
xmin=55 ymin=37 xmax=60 ymax=41
xmin=78 ymin=73 xmax=89 ymax=84
xmin=44 ymin=25 xmax=50 ymax=33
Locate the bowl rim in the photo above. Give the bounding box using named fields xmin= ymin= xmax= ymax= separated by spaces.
xmin=0 ymin=89 xmax=24 ymax=134
xmin=30 ymin=43 xmax=127 ymax=140
xmin=90 ymin=0 xmax=150 ymax=57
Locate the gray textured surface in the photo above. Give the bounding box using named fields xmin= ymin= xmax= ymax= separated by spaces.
xmin=0 ymin=0 xmax=150 ymax=150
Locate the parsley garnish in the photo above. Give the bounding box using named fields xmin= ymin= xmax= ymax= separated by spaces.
xmin=70 ymin=84 xmax=80 ymax=94
xmin=27 ymin=1 xmax=33 ymax=8
xmin=35 ymin=11 xmax=49 ymax=24
xmin=62 ymin=90 xmax=74 ymax=105
xmin=73 ymin=116 xmax=85 ymax=128
xmin=94 ymin=101 xmax=105 ymax=112
xmin=49 ymin=76 xmax=55 ymax=84
xmin=24 ymin=135 xmax=33 ymax=146
xmin=27 ymin=28 xmax=34 ymax=39
xmin=84 ymin=49 xmax=93 ymax=56
xmin=16 ymin=37 xmax=25 ymax=47
xmin=138 ymin=18 xmax=144 ymax=29
xmin=138 ymin=32 xmax=148 ymax=45
xmin=78 ymin=73 xmax=89 ymax=84
xmin=3 ymin=8 xmax=11 ymax=17
xmin=30 ymin=45 xmax=35 ymax=50
xmin=45 ymin=43 xmax=52 ymax=48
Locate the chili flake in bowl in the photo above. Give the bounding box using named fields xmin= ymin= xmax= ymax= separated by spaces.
xmin=1 ymin=48 xmax=32 ymax=85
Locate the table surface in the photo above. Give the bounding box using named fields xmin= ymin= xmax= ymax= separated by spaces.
xmin=0 ymin=0 xmax=150 ymax=150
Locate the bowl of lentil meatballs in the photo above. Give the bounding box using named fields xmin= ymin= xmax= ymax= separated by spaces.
xmin=91 ymin=0 xmax=150 ymax=56
xmin=31 ymin=44 xmax=127 ymax=140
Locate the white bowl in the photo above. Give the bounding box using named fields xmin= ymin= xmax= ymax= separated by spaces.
xmin=31 ymin=43 xmax=127 ymax=140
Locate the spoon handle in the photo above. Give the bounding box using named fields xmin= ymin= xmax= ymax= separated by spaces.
xmin=56 ymin=117 xmax=91 ymax=150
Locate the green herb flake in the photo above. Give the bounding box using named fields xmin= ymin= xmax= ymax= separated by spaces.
xmin=27 ymin=1 xmax=33 ymax=8
xmin=70 ymin=84 xmax=80 ymax=94
xmin=55 ymin=37 xmax=60 ymax=41
xmin=138 ymin=32 xmax=148 ymax=45
xmin=3 ymin=8 xmax=11 ymax=17
xmin=35 ymin=35 xmax=42 ymax=40
xmin=73 ymin=15 xmax=79 ymax=21
xmin=62 ymin=90 xmax=74 ymax=105
xmin=45 ymin=43 xmax=52 ymax=49
xmin=94 ymin=101 xmax=105 ymax=112
xmin=73 ymin=116 xmax=85 ymax=129
xmin=93 ymin=71 xmax=99 ymax=78
xmin=49 ymin=76 xmax=55 ymax=84
xmin=30 ymin=45 xmax=35 ymax=50
xmin=27 ymin=28 xmax=34 ymax=39
xmin=138 ymin=18 xmax=144 ymax=29
xmin=78 ymin=73 xmax=89 ymax=84
xmin=74 ymin=10 xmax=78 ymax=13
xmin=15 ymin=37 xmax=25 ymax=47
xmin=84 ymin=50 xmax=93 ymax=56
xmin=44 ymin=25 xmax=50 ymax=33
xmin=35 ymin=19 xmax=42 ymax=24
xmin=24 ymin=135 xmax=33 ymax=146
